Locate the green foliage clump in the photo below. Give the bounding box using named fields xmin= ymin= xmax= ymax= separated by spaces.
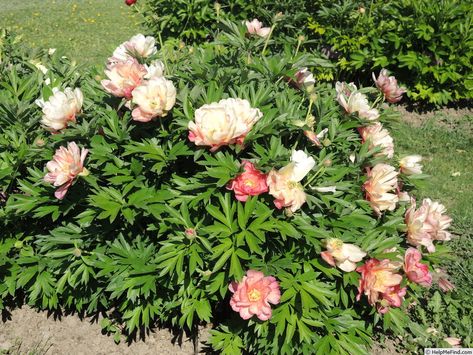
xmin=309 ymin=0 xmax=473 ymax=106
xmin=0 ymin=24 xmax=464 ymax=353
xmin=137 ymin=0 xmax=311 ymax=43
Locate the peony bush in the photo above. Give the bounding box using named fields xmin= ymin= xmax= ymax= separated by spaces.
xmin=0 ymin=22 xmax=458 ymax=353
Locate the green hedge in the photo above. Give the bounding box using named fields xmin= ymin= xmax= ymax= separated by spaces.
xmin=136 ymin=0 xmax=473 ymax=106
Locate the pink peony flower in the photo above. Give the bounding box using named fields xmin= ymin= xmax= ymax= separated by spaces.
xmin=321 ymin=238 xmax=366 ymax=272
xmin=131 ymin=77 xmax=176 ymax=122
xmin=304 ymin=128 xmax=328 ymax=147
xmin=188 ymin=98 xmax=262 ymax=151
xmin=403 ymin=248 xmax=432 ymax=287
xmin=101 ymin=58 xmax=147 ymax=99
xmin=372 ymin=69 xmax=406 ymax=103
xmin=229 ymin=270 xmax=280 ymax=321
xmin=35 ymin=87 xmax=83 ymax=133
xmin=357 ymin=258 xmax=405 ymax=313
xmin=125 ymin=0 xmax=137 ymax=5
xmin=399 ymin=155 xmax=423 ymax=175
xmin=245 ymin=19 xmax=271 ymax=38
xmin=377 ymin=285 xmax=407 ymax=314
xmin=226 ymin=161 xmax=268 ymax=202
xmin=405 ymin=198 xmax=452 ymax=252
xmin=44 ymin=142 xmax=89 ymax=199
xmin=336 ymin=82 xmax=379 ymax=121
xmin=358 ymin=122 xmax=394 ymax=158
xmin=363 ymin=164 xmax=399 ymax=215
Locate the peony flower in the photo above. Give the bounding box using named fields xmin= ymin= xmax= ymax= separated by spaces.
xmin=125 ymin=0 xmax=137 ymax=5
xmin=405 ymin=198 xmax=452 ymax=252
xmin=304 ymin=128 xmax=328 ymax=147
xmin=245 ymin=19 xmax=271 ymax=38
xmin=356 ymin=258 xmax=405 ymax=312
xmin=403 ymin=248 xmax=432 ymax=287
xmin=112 ymin=34 xmax=157 ymax=61
xmin=101 ymin=58 xmax=147 ymax=99
xmin=373 ymin=69 xmax=406 ymax=103
xmin=398 ymin=191 xmax=411 ymax=202
xmin=433 ymin=268 xmax=455 ymax=292
xmin=229 ymin=270 xmax=280 ymax=321
xmin=444 ymin=337 xmax=461 ymax=348
xmin=363 ymin=163 xmax=399 ymax=215
xmin=144 ymin=60 xmax=165 ymax=79
xmin=399 ymin=155 xmax=423 ymax=175
xmin=131 ymin=77 xmax=176 ymax=122
xmin=227 ymin=161 xmax=268 ymax=202
xmin=36 ymin=87 xmax=83 ymax=132
xmin=294 ymin=68 xmax=315 ymax=90
xmin=321 ymin=238 xmax=366 ymax=272
xmin=267 ymin=150 xmax=315 ymax=213
xmin=188 ymin=98 xmax=262 ymax=151
xmin=44 ymin=142 xmax=89 ymax=199
xmin=377 ymin=285 xmax=407 ymax=314
xmin=358 ymin=122 xmax=394 ymax=158
xmin=336 ymin=82 xmax=379 ymax=121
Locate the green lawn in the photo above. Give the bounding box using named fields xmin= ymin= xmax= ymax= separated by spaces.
xmin=391 ymin=109 xmax=473 ymax=290
xmin=0 ymin=0 xmax=143 ymax=66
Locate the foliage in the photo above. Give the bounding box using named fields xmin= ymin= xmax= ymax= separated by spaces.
xmin=137 ymin=0 xmax=312 ymax=43
xmin=309 ymin=0 xmax=473 ymax=105
xmin=138 ymin=0 xmax=473 ymax=106
xmin=0 ymin=23 xmax=462 ymax=353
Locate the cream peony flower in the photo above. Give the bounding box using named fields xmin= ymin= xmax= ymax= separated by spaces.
xmin=36 ymin=87 xmax=83 ymax=132
xmin=267 ymin=150 xmax=315 ymax=212
xmin=266 ymin=171 xmax=307 ymax=213
xmin=131 ymin=77 xmax=176 ymax=122
xmin=112 ymin=34 xmax=157 ymax=61
xmin=399 ymin=155 xmax=423 ymax=175
xmin=44 ymin=142 xmax=89 ymax=199
xmin=188 ymin=98 xmax=262 ymax=151
xmin=336 ymin=82 xmax=379 ymax=121
xmin=359 ymin=122 xmax=394 ymax=158
xmin=278 ymin=150 xmax=316 ymax=182
xmin=363 ymin=163 xmax=399 ymax=215
xmin=101 ymin=58 xmax=147 ymax=99
xmin=321 ymin=238 xmax=366 ymax=272
xmin=245 ymin=19 xmax=271 ymax=38
xmin=144 ymin=60 xmax=165 ymax=79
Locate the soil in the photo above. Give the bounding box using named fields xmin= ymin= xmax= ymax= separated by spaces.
xmin=0 ymin=306 xmax=200 ymax=355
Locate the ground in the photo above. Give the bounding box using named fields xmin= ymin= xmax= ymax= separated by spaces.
xmin=1 ymin=0 xmax=472 ymax=353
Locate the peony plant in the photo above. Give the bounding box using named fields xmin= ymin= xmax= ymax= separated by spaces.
xmin=0 ymin=21 xmax=458 ymax=354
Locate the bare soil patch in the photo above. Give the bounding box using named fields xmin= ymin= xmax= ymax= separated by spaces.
xmin=0 ymin=306 xmax=197 ymax=355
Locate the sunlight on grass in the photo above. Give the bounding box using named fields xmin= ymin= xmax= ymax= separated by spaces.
xmin=0 ymin=0 xmax=143 ymax=66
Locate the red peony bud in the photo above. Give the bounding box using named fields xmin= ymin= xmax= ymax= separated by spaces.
xmin=125 ymin=0 xmax=137 ymax=6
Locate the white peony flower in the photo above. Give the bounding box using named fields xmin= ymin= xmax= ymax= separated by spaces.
xmin=112 ymin=34 xmax=157 ymax=61
xmin=336 ymin=82 xmax=379 ymax=121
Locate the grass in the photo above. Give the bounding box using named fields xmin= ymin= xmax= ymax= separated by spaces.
xmin=391 ymin=109 xmax=473 ymax=289
xmin=0 ymin=0 xmax=143 ymax=66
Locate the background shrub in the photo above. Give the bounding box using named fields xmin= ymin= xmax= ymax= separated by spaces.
xmin=138 ymin=0 xmax=473 ymax=106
